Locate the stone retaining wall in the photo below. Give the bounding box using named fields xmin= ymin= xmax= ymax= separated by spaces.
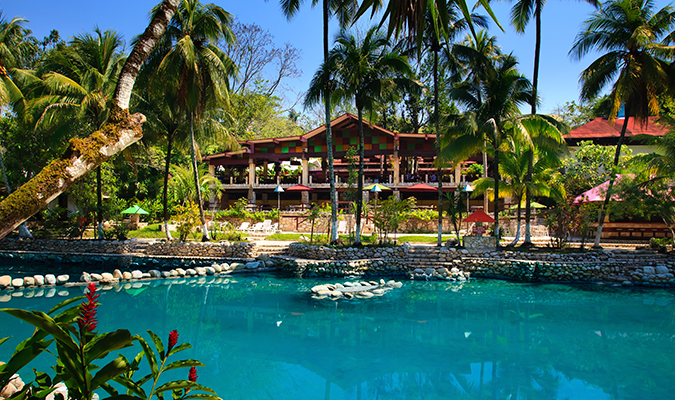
xmin=144 ymin=241 xmax=256 ymax=259
xmin=0 ymin=238 xmax=131 ymax=254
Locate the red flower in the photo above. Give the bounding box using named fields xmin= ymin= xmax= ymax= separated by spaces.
xmin=188 ymin=367 xmax=198 ymax=382
xmin=168 ymin=330 xmax=179 ymax=352
xmin=78 ymin=283 xmax=99 ymax=332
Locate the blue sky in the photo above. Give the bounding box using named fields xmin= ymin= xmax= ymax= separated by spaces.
xmin=1 ymin=0 xmax=671 ymax=115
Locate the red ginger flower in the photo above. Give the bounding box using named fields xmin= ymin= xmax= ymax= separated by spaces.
xmin=188 ymin=367 xmax=198 ymax=382
xmin=78 ymin=283 xmax=99 ymax=332
xmin=168 ymin=330 xmax=179 ymax=352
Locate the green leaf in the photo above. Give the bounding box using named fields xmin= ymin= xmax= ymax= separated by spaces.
xmin=136 ymin=336 xmax=158 ymax=376
xmin=84 ymin=330 xmax=133 ymax=364
xmin=1 ymin=309 xmax=78 ymax=351
xmin=101 ymin=395 xmax=144 ymax=400
xmin=48 ymin=296 xmax=85 ymax=315
xmin=167 ymin=343 xmax=191 ymax=357
xmin=183 ymin=395 xmax=221 ymax=400
xmin=0 ymin=336 xmax=9 ymax=346
xmin=0 ymin=335 xmax=53 ymax=384
xmin=112 ymin=376 xmax=146 ymax=398
xmin=100 ymin=382 xmax=119 ymax=396
xmin=163 ymin=360 xmax=204 ymax=372
xmin=147 ymin=330 xmax=165 ymax=360
xmin=154 ymin=380 xmax=200 ymax=395
xmin=56 ymin=343 xmax=85 ymax=388
xmin=130 ymin=350 xmax=144 ymax=371
xmin=91 ymin=357 xmax=130 ymax=390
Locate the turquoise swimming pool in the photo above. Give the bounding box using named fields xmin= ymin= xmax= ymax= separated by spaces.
xmin=1 ymin=275 xmax=673 ymax=399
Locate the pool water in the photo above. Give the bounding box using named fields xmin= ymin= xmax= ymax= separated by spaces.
xmin=1 ymin=275 xmax=674 ymax=400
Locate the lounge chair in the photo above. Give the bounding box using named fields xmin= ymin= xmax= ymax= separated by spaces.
xmin=250 ymin=222 xmax=264 ymax=232
xmin=237 ymin=221 xmax=250 ymax=232
xmin=337 ymin=220 xmax=348 ymax=234
xmin=269 ymin=222 xmax=279 ymax=233
xmin=261 ymin=219 xmax=272 ymax=233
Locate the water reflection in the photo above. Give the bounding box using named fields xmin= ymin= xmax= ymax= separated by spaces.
xmin=1 ymin=276 xmax=674 ymax=400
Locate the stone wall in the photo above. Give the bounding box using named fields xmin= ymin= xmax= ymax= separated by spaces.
xmin=0 ymin=238 xmax=131 ymax=254
xmin=145 ymin=241 xmax=256 ymax=259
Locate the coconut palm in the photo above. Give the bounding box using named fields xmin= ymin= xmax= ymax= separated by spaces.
xmin=0 ymin=13 xmax=36 ymax=106
xmin=307 ymin=27 xmax=415 ymax=244
xmin=509 ymin=0 xmax=599 ymax=247
xmin=32 ymin=28 xmax=125 ymax=239
xmin=472 ymin=133 xmax=562 ymax=246
xmin=443 ymin=46 xmax=533 ymax=244
xmin=276 ymin=0 xmax=357 ymax=244
xmin=149 ymin=0 xmax=236 ymax=241
xmin=570 ymin=0 xmax=675 ymax=248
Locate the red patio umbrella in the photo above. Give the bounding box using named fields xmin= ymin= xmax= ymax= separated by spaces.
xmin=464 ymin=210 xmax=496 ymax=223
xmin=285 ymin=184 xmax=313 ymax=191
xmin=403 ymin=183 xmax=437 ymax=191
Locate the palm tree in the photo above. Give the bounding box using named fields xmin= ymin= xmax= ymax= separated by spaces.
xmin=276 ymin=0 xmax=357 ymax=244
xmin=150 ymin=0 xmax=236 ymax=241
xmin=472 ymin=131 xmax=562 ymax=246
xmin=443 ymin=45 xmax=532 ymax=244
xmin=570 ymin=0 xmax=675 ymax=248
xmin=307 ymin=27 xmax=415 ymax=244
xmin=0 ymin=13 xmax=36 ymax=106
xmin=509 ymin=0 xmax=599 ymax=247
xmin=0 ymin=0 xmax=182 ymax=240
xmin=33 ymin=28 xmax=125 ymax=239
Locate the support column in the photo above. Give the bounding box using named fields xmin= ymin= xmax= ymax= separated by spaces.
xmin=301 ymin=156 xmax=309 ymax=185
xmin=393 ymin=148 xmax=400 ymax=187
xmin=454 ymin=163 xmax=461 ymax=187
xmin=208 ymin=164 xmax=215 ymax=176
xmin=248 ymin=158 xmax=255 ymax=204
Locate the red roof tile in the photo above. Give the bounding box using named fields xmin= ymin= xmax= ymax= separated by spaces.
xmin=567 ymin=116 xmax=668 ymax=140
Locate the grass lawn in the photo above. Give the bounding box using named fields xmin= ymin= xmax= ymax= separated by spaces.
xmin=266 ymin=232 xmax=461 ymax=244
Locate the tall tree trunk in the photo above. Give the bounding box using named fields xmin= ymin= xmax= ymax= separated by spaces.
xmin=593 ymin=108 xmax=630 ymax=248
xmin=96 ymin=166 xmax=104 ymax=239
xmin=355 ymin=104 xmax=365 ymax=245
xmin=493 ymin=147 xmax=500 ymax=246
xmin=509 ymin=202 xmax=522 ymax=247
xmin=163 ymin=135 xmax=174 ymax=240
xmin=434 ymin=48 xmax=443 ymax=246
xmin=189 ymin=115 xmax=210 ymax=241
xmin=323 ymin=0 xmax=338 ymax=244
xmin=0 ymin=0 xmax=180 ymax=240
xmin=523 ymin=4 xmax=542 ymax=248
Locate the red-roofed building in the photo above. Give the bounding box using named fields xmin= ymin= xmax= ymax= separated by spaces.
xmin=566 ymin=116 xmax=668 ymax=154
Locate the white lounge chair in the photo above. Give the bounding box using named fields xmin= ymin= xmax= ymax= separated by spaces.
xmin=261 ymin=219 xmax=272 ymax=233
xmin=337 ymin=220 xmax=348 ymax=234
xmin=237 ymin=221 xmax=250 ymax=232
xmin=269 ymin=222 xmax=279 ymax=233
xmin=250 ymin=222 xmax=264 ymax=232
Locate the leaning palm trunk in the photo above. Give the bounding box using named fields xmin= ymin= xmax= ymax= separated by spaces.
xmin=162 ymin=136 xmax=174 ymax=240
xmin=354 ymin=105 xmax=365 ymax=244
xmin=509 ymin=202 xmax=522 ymax=247
xmin=189 ymin=115 xmax=210 ymax=242
xmin=0 ymin=0 xmax=180 ymax=240
xmin=593 ymin=110 xmax=630 ymax=248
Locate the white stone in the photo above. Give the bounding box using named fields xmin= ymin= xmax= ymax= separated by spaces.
xmin=131 ymin=270 xmax=143 ymax=279
xmin=0 ymin=275 xmax=10 ymax=288
xmin=11 ymin=278 xmax=24 ymax=288
xmin=113 ymin=269 xmax=123 ymax=279
xmin=161 ymin=271 xmax=172 ymax=278
xmin=195 ymin=268 xmax=207 ymax=276
xmin=101 ymin=272 xmax=115 ymax=281
xmin=176 ymin=268 xmax=186 ymax=276
xmin=123 ymin=271 xmax=132 ymax=280
xmin=56 ymin=275 xmax=69 ymax=284
xmin=205 ymin=267 xmax=216 ymax=275
xmin=90 ymin=273 xmax=103 ymax=281
xmin=149 ymin=270 xmax=162 ymax=278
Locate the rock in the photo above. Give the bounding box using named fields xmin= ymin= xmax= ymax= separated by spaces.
xmin=205 ymin=267 xmax=216 ymax=275
xmin=45 ymin=288 xmax=56 ymax=297
xmin=33 ymin=275 xmax=45 ymax=286
xmin=245 ymin=262 xmax=260 ymax=269
xmin=90 ymin=273 xmax=103 ymax=281
xmin=643 ymin=266 xmax=656 ymax=275
xmin=141 ymin=273 xmax=151 ymax=279
xmin=11 ymin=278 xmax=23 ymax=288
xmin=256 ymin=254 xmax=270 ymax=261
xmin=161 ymin=271 xmax=172 ymax=278
xmin=195 ymin=268 xmax=207 ymax=276
xmin=113 ymin=269 xmax=123 ymax=279
xmin=425 ymin=268 xmax=435 ymax=275
xmin=186 ymin=269 xmax=197 ymax=276
xmin=656 ymin=265 xmax=670 ymax=275
xmin=175 ymin=268 xmax=186 ymax=276
xmin=131 ymin=270 xmax=143 ymax=279
xmin=0 ymin=275 xmax=11 ymax=288
xmin=45 ymin=274 xmax=57 ymax=285
xmin=0 ymin=293 xmax=11 ymax=302
xmin=413 ymin=269 xmax=424 ymax=275
xmin=23 ymin=277 xmax=35 ymax=286
xmin=149 ymin=270 xmax=162 ymax=278
xmin=122 ymin=272 xmax=132 ymax=280
xmin=56 ymin=275 xmax=69 ymax=285
xmin=80 ymin=272 xmax=92 ymax=282
xmin=100 ymin=273 xmax=115 ymax=282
